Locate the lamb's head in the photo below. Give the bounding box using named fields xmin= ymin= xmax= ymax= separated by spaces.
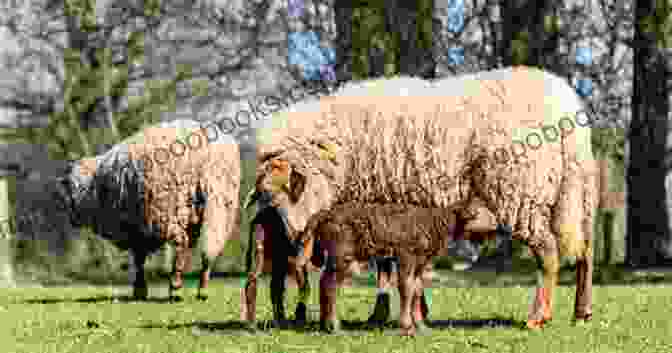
xmin=52 ymin=158 xmax=97 ymax=227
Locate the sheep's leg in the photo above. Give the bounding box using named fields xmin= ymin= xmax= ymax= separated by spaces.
xmin=129 ymin=249 xmax=148 ymax=300
xmin=293 ymin=265 xmax=310 ymax=325
xmin=367 ymin=257 xmax=393 ymax=325
xmin=270 ymin=261 xmax=290 ymax=328
xmin=574 ymin=246 xmax=593 ymax=321
xmin=196 ymin=251 xmax=211 ymax=301
xmin=169 ymin=237 xmax=190 ymax=301
xmin=397 ymin=260 xmax=417 ymax=336
xmin=241 ymin=226 xmax=265 ymax=324
xmin=526 ymin=237 xmax=559 ymax=329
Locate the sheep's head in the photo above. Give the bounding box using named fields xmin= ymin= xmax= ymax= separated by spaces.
xmin=244 ymin=140 xmax=341 ymax=237
xmin=52 ymin=158 xmax=97 ymax=227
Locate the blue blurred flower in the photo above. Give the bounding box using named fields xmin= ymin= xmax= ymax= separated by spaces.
xmin=575 ymin=46 xmax=592 ymax=66
xmin=288 ymin=0 xmax=304 ymax=18
xmin=447 ymin=47 xmax=464 ymax=66
xmin=576 ymin=78 xmax=593 ymax=97
xmin=446 ymin=11 xmax=464 ymax=33
xmin=288 ymin=31 xmax=336 ymax=81
xmin=447 ymin=0 xmax=464 ymax=11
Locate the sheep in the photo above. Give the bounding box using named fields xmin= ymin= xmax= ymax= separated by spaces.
xmin=52 ymin=119 xmax=240 ymax=300
xmin=292 ymin=201 xmax=511 ymax=335
xmin=248 ymin=66 xmax=598 ymax=330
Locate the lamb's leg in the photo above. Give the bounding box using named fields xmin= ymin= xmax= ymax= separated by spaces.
xmin=367 ymin=257 xmax=392 ymax=325
xmin=397 ymin=259 xmax=417 ymax=336
xmin=129 ymin=249 xmax=148 ymax=299
xmin=412 ymin=261 xmax=432 ymax=328
xmin=319 ymin=240 xmax=340 ymax=333
xmin=294 ymin=265 xmax=310 ymax=325
xmin=526 ymin=237 xmax=559 ymax=329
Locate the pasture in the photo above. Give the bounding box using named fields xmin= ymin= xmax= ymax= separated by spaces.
xmin=3 ymin=268 xmax=672 ymax=353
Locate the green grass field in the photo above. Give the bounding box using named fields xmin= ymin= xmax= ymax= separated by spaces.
xmin=3 ymin=270 xmax=672 ymax=353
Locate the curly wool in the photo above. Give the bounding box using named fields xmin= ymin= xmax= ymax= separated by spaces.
xmin=64 ymin=119 xmax=240 ymax=257
xmin=299 ymin=202 xmax=470 ymax=263
xmin=254 ymin=66 xmax=597 ymax=260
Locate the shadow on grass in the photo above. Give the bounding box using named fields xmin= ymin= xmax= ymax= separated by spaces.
xmin=138 ymin=316 xmax=521 ymax=335
xmin=21 ymin=295 xmax=175 ymax=304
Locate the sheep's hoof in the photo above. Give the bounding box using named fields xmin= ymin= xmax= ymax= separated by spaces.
xmin=196 ymin=289 xmax=209 ymax=301
xmin=132 ymin=286 xmax=148 ymax=300
xmin=272 ymin=319 xmax=291 ymax=329
xmin=320 ymin=319 xmax=340 ymax=334
xmin=525 ymin=319 xmax=547 ymax=330
xmin=294 ymin=302 xmax=307 ymax=326
xmin=367 ymin=293 xmax=390 ymax=326
xmin=169 ymin=286 xmax=183 ymax=302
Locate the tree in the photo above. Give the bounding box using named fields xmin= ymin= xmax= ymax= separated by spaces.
xmin=627 ymin=0 xmax=672 ymax=266
xmin=333 ymin=0 xmax=436 ymax=82
xmin=500 ymin=0 xmax=563 ymax=76
xmin=0 ymin=0 xmax=213 ymax=161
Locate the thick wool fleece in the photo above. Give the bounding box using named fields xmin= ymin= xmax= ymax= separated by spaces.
xmin=62 ymin=119 xmax=240 ymax=267
xmin=253 ymin=67 xmax=596 ymax=262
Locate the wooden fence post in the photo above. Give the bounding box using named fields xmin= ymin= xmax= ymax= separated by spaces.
xmin=0 ymin=163 xmax=20 ymax=287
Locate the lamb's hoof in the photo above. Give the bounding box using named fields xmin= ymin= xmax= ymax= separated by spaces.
xmin=132 ymin=286 xmax=148 ymax=300
xmin=243 ymin=321 xmax=258 ymax=332
xmin=367 ymin=293 xmax=390 ymax=326
xmin=294 ymin=302 xmax=307 ymax=326
xmin=400 ymin=325 xmax=416 ymax=337
xmin=320 ymin=319 xmax=341 ymax=334
xmin=169 ymin=286 xmax=183 ymax=302
xmin=573 ymin=312 xmax=593 ymax=325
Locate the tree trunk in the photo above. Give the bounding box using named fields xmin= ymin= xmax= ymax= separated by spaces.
xmin=0 ymin=169 xmax=16 ymax=287
xmin=627 ymin=0 xmax=672 ymax=266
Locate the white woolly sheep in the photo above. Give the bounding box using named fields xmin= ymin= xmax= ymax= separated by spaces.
xmin=249 ymin=66 xmax=598 ymax=330
xmin=53 ymin=119 xmax=240 ymax=300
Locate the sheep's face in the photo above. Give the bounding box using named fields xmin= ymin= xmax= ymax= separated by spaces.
xmin=247 ymin=152 xmax=335 ymax=242
xmin=53 ymin=159 xmax=96 ymax=227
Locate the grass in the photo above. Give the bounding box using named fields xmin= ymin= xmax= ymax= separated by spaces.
xmin=3 ymin=269 xmax=672 ymax=353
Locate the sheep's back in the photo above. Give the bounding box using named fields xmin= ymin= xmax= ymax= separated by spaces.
xmin=257 ymin=67 xmax=592 ymax=232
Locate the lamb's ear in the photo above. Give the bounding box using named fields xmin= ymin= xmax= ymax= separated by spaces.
xmin=288 ymin=167 xmax=306 ymax=204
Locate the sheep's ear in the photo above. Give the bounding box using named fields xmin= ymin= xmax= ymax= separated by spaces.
xmin=288 ymin=167 xmax=306 ymax=203
xmin=315 ymin=141 xmax=339 ymax=163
